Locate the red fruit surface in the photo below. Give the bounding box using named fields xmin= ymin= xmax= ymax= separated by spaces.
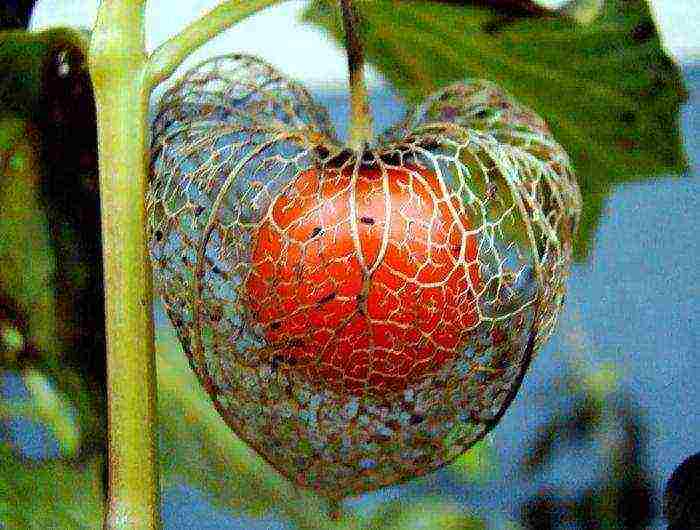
xmin=245 ymin=163 xmax=481 ymax=394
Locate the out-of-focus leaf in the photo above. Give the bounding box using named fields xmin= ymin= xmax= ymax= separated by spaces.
xmin=448 ymin=439 xmax=497 ymax=484
xmin=303 ymin=0 xmax=688 ymax=258
xmin=501 ymin=521 xmax=525 ymax=530
xmin=1 ymin=323 xmax=23 ymax=355
xmin=0 ymin=117 xmax=57 ymax=356
xmin=0 ymin=115 xmax=102 ymax=459
xmin=519 ymin=393 xmax=603 ymax=474
xmin=0 ymin=28 xmax=99 ymax=355
xmin=0 ymin=397 xmax=35 ymax=422
xmin=519 ymin=362 xmax=619 ymax=474
xmin=665 ymin=452 xmax=700 ymax=530
xmin=0 ymin=300 xmax=27 ymax=366
xmin=0 ymin=369 xmax=81 ymax=459
xmin=0 ymin=27 xmax=105 ymax=460
xmin=519 ymin=490 xmax=562 ymax=530
xmin=0 ymin=28 xmax=90 ymax=120
xmin=364 ymin=497 xmax=486 ymax=530
xmin=518 ymin=358 xmax=654 ymax=528
xmin=0 ymin=443 xmax=103 ymax=528
xmin=23 ymin=369 xmax=80 ymax=457
xmin=577 ymin=360 xmax=618 ymax=403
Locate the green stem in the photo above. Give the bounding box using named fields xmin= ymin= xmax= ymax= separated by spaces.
xmin=89 ymin=2 xmax=158 ymax=529
xmin=144 ymin=0 xmax=282 ymax=90
xmin=340 ymin=0 xmax=372 ymax=150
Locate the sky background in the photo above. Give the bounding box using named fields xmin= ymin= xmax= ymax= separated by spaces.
xmin=29 ymin=0 xmax=700 ymax=91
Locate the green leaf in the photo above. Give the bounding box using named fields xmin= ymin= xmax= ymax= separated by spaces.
xmin=0 ymin=116 xmax=103 ymax=456
xmin=0 ymin=370 xmax=81 ymax=458
xmin=364 ymin=497 xmax=486 ymax=530
xmin=0 ymin=28 xmax=90 ymax=120
xmin=0 ymin=117 xmax=57 ymax=356
xmin=579 ymin=361 xmax=619 ymax=403
xmin=0 ymin=444 xmax=103 ymax=528
xmin=23 ymin=369 xmax=81 ymax=457
xmin=448 ymin=439 xmax=497 ymax=484
xmin=302 ymin=0 xmax=688 ymax=258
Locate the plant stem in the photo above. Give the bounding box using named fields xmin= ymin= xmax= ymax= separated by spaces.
xmin=89 ymin=2 xmax=158 ymax=529
xmin=340 ymin=0 xmax=372 ymax=151
xmin=145 ymin=0 xmax=281 ymax=90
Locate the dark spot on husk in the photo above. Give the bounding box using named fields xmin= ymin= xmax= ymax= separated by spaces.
xmin=417 ymin=137 xmax=440 ymax=151
xmin=318 ymin=292 xmax=337 ymax=305
xmin=314 ymin=145 xmax=330 ymax=159
xmin=379 ymin=151 xmax=402 ymax=165
xmin=356 ymin=294 xmax=366 ymax=315
xmin=210 ymin=306 xmax=223 ymax=322
xmin=325 ymin=148 xmax=354 ymax=169
xmin=409 ymin=414 xmax=424 ymax=425
xmin=360 ymin=149 xmax=376 ymax=168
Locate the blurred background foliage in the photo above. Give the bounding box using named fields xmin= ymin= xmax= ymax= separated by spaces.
xmin=0 ymin=0 xmax=693 ymax=528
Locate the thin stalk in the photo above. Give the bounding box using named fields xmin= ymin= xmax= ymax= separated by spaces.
xmin=145 ymin=0 xmax=282 ymax=90
xmin=89 ymin=2 xmax=158 ymax=529
xmin=340 ymin=0 xmax=372 ymax=150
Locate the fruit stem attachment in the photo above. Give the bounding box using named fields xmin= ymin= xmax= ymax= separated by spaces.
xmin=340 ymin=0 xmax=373 ymax=151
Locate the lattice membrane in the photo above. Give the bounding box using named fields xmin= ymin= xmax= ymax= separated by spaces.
xmin=147 ymin=54 xmax=581 ymax=498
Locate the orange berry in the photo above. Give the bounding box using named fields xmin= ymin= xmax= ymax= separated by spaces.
xmin=245 ymin=163 xmax=481 ymax=394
